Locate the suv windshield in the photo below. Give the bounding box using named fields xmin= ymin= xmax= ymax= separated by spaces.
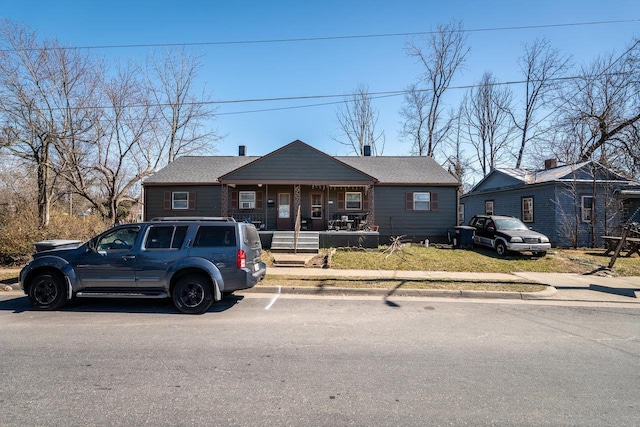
xmin=494 ymin=218 xmax=529 ymax=231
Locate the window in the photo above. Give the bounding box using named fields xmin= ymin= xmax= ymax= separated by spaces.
xmin=522 ymin=197 xmax=534 ymax=223
xmin=485 ymin=200 xmax=494 ymax=215
xmin=412 ymin=192 xmax=431 ymax=211
xmin=194 ymin=226 xmax=237 ymax=247
xmin=96 ymin=226 xmax=140 ymax=251
xmin=311 ymin=193 xmax=323 ymax=218
xmin=581 ymin=196 xmax=593 ymax=223
xmin=145 ymin=226 xmax=188 ymax=249
xmin=345 ymin=192 xmax=362 ymax=210
xmin=172 ymin=192 xmax=189 ymax=210
xmin=239 ymin=191 xmax=256 ymax=210
xmin=458 ymin=204 xmax=465 ymax=225
xmin=406 ymin=192 xmax=438 ymax=211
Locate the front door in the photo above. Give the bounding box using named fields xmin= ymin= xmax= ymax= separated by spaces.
xmin=277 ymin=193 xmax=291 ymax=230
xmin=310 ymin=192 xmax=324 ymax=230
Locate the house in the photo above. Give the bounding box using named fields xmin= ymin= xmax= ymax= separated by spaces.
xmin=459 ymin=159 xmax=640 ymax=248
xmin=142 ymin=140 xmax=460 ymax=247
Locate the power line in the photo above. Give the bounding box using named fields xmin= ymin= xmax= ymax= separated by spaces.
xmin=5 ymin=72 xmax=629 ymax=115
xmin=2 ymin=19 xmax=638 ymax=52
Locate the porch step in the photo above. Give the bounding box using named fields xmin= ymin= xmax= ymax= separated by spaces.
xmin=270 ymin=231 xmax=319 ymax=253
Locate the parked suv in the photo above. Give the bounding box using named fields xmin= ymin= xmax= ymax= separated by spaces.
xmin=20 ymin=218 xmax=266 ymax=314
xmin=468 ymin=214 xmax=551 ymax=257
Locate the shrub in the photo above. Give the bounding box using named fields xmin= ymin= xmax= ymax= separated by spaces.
xmin=0 ymin=210 xmax=109 ymax=265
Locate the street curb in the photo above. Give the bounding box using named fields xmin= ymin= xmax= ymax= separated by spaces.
xmin=241 ymin=284 xmax=557 ymax=299
xmin=2 ymin=279 xmax=558 ymax=300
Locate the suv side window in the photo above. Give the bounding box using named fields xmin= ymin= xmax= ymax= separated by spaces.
xmin=474 ymin=217 xmax=486 ymax=229
xmin=194 ymin=225 xmax=237 ymax=247
xmin=145 ymin=226 xmax=188 ymax=249
xmin=97 ymin=226 xmax=140 ymax=251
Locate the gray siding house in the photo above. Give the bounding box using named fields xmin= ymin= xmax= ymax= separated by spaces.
xmin=143 ymin=140 xmax=460 ymax=245
xmin=460 ymin=160 xmax=640 ymax=248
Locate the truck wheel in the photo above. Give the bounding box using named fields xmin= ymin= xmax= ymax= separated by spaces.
xmin=495 ymin=241 xmax=508 ymax=257
xmin=29 ymin=272 xmax=67 ymax=310
xmin=172 ymin=274 xmax=214 ymax=314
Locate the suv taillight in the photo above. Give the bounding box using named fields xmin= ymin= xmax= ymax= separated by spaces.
xmin=237 ymin=249 xmax=246 ymax=269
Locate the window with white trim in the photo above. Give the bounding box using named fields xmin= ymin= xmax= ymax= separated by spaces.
xmin=172 ymin=192 xmax=189 ymax=210
xmin=345 ymin=192 xmax=362 ymax=210
xmin=522 ymin=197 xmax=534 ymax=222
xmin=485 ymin=200 xmax=494 ymax=215
xmin=239 ymin=191 xmax=256 ymax=210
xmin=413 ymin=192 xmax=431 ymax=211
xmin=458 ymin=204 xmax=465 ymax=225
xmin=581 ymin=195 xmax=593 ymax=223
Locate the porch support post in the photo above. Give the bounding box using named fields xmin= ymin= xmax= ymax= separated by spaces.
xmin=294 ymin=184 xmax=301 ymax=215
xmin=367 ymin=185 xmax=374 ymax=227
xmin=221 ymin=184 xmax=228 ymax=216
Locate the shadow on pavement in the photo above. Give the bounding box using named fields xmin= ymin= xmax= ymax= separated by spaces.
xmin=589 ymin=284 xmax=638 ymax=298
xmin=0 ymin=294 xmax=244 ymax=314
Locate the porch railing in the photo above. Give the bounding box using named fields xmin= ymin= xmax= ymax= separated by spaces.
xmin=230 ymin=211 xmax=266 ymax=229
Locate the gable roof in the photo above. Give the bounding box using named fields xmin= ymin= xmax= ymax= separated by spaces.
xmin=219 ymin=140 xmax=377 ymax=184
xmin=468 ymin=160 xmax=634 ymax=194
xmin=143 ymin=140 xmax=459 ymax=187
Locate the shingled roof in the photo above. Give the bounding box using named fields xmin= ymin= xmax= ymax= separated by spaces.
xmin=143 ymin=142 xmax=459 ymax=186
xmin=337 ymin=156 xmax=459 ymax=185
xmin=144 ymin=156 xmax=258 ymax=184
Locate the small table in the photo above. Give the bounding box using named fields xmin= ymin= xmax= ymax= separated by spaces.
xmin=602 ymin=236 xmax=640 ymax=257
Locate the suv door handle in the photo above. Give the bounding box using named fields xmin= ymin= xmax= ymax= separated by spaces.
xmin=122 ymin=255 xmax=136 ymax=261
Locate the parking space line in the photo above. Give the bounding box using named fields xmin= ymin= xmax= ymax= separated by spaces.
xmin=264 ymin=286 xmax=281 ymax=310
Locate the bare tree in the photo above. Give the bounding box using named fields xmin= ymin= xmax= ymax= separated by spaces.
xmin=333 ymin=84 xmax=385 ymax=155
xmin=553 ymin=39 xmax=640 ymax=175
xmin=444 ymin=104 xmax=472 ymax=184
xmin=403 ymin=19 xmax=469 ymax=157
xmin=148 ymin=48 xmax=220 ymax=164
xmin=0 ymin=20 xmax=96 ymax=227
xmin=463 ymin=72 xmax=515 ymax=176
xmin=399 ymin=83 xmax=430 ymax=155
xmin=512 ymin=38 xmax=572 ymax=168
xmin=57 ymin=63 xmax=160 ymax=225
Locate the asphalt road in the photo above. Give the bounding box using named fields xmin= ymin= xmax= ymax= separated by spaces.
xmin=1 ymin=293 xmax=639 ymax=426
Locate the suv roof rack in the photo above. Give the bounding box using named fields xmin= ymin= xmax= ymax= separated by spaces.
xmin=151 ymin=217 xmax=237 ymax=222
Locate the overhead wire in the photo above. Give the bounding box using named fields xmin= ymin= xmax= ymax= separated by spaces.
xmin=1 ymin=18 xmax=638 ymax=52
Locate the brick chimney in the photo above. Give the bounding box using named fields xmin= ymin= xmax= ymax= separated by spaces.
xmin=544 ymin=158 xmax=557 ymax=169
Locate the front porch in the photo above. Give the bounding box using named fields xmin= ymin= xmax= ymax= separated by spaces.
xmin=223 ymin=182 xmax=376 ymax=233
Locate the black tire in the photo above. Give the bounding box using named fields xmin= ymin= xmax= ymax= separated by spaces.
xmin=495 ymin=241 xmax=508 ymax=257
xmin=28 ymin=272 xmax=67 ymax=310
xmin=172 ymin=274 xmax=214 ymax=314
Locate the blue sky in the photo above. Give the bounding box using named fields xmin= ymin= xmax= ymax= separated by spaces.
xmin=1 ymin=0 xmax=638 ymax=160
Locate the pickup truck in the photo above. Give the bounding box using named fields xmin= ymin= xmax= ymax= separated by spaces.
xmin=20 ymin=218 xmax=266 ymax=314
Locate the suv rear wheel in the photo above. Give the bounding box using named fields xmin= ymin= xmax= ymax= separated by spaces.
xmin=172 ymin=274 xmax=214 ymax=314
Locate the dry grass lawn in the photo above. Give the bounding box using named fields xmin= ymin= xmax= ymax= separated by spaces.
xmin=323 ymin=246 xmax=640 ymax=276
